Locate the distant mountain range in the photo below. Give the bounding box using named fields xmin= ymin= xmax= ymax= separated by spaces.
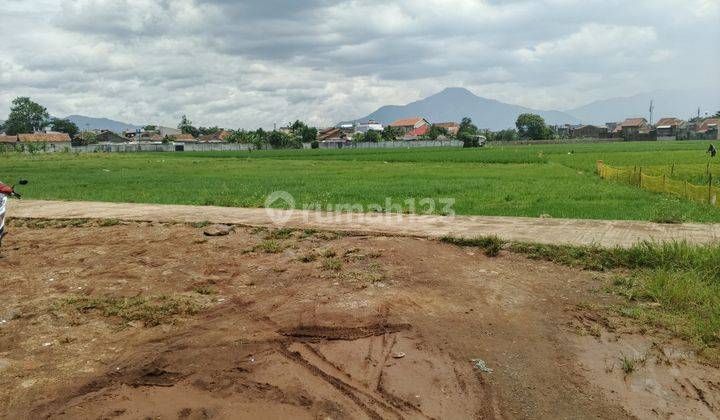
xmin=347 ymin=87 xmax=580 ymax=130
xmin=565 ymin=89 xmax=719 ymax=124
xmin=65 ymin=115 xmax=141 ymax=132
xmin=348 ymin=87 xmax=720 ymax=130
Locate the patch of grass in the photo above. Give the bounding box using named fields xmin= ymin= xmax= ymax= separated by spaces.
xmin=193 ymin=286 xmax=216 ymax=295
xmin=321 ymin=248 xmax=337 ymax=258
xmin=62 ymin=294 xmax=202 ymax=326
xmin=322 ymin=258 xmax=343 ymax=271
xmin=441 ymin=235 xmax=505 ymax=257
xmin=98 ymin=218 xmax=120 ymax=227
xmin=252 ymin=240 xmax=284 ymax=254
xmin=509 ymin=240 xmax=720 ymax=274
xmin=299 ymin=229 xmax=318 ymax=239
xmin=511 ymin=240 xmax=720 ymax=357
xmin=191 ymin=220 xmax=210 ymax=228
xmin=298 ymin=253 xmax=317 ymax=263
xmin=650 ymin=198 xmax=687 ymax=224
xmin=619 ymin=354 xmax=636 ymax=374
xmin=266 ymin=228 xmax=294 ymax=239
xmin=367 ymin=249 xmax=383 ymax=258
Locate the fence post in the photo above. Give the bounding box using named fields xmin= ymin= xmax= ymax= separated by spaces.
xmin=710 ymin=173 xmax=714 ymax=204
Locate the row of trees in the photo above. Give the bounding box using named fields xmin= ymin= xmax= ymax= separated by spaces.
xmin=1 ymin=97 xmax=556 ymax=149
xmin=0 ymin=97 xmax=80 ymax=138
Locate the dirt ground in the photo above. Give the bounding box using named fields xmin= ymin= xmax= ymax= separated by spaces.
xmin=0 ymin=220 xmax=718 ymax=419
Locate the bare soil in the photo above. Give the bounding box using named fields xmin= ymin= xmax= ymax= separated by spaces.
xmin=0 ymin=220 xmax=718 ymax=419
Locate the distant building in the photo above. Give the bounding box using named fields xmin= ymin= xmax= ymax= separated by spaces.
xmin=0 ymin=133 xmax=72 ymax=150
xmin=435 ymin=122 xmax=460 ymax=136
xmin=96 ymin=131 xmax=127 ymax=143
xmin=173 ymin=133 xmax=197 ymax=142
xmin=655 ymin=117 xmax=685 ymax=138
xmin=317 ymin=127 xmax=347 ymax=141
xmin=354 ymin=120 xmax=384 ymax=134
xmin=403 ymin=125 xmax=431 ymax=140
xmin=570 ymin=125 xmax=607 ymax=139
xmin=198 ymin=130 xmax=231 ymax=142
xmin=158 ymin=126 xmax=182 ymax=137
xmin=619 ymin=118 xmax=649 ymax=136
xmin=389 ymin=117 xmax=430 ymax=134
xmin=696 ymin=118 xmax=719 ymax=139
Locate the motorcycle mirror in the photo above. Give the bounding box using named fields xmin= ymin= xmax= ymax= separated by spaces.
xmin=18 ymin=180 xmax=28 ymax=185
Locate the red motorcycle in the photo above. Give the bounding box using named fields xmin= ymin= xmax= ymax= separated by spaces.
xmin=0 ymin=180 xmax=27 ymax=249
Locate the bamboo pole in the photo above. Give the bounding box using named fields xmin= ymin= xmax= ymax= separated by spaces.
xmin=710 ymin=173 xmax=714 ymax=204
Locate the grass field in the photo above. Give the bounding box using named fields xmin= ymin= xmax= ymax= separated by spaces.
xmin=2 ymin=140 xmax=720 ymax=222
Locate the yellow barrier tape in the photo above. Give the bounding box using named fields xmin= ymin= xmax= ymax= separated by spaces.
xmin=597 ymin=161 xmax=719 ymax=207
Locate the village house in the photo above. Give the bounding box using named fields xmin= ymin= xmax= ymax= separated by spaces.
xmin=654 ymin=117 xmax=685 ymax=138
xmin=570 ymin=124 xmax=608 ymax=139
xmin=0 ymin=133 xmax=72 ymax=151
xmin=158 ymin=126 xmax=182 ymax=137
xmin=172 ymin=133 xmax=197 ymax=142
xmin=198 ymin=130 xmax=231 ymax=142
xmin=354 ymin=120 xmax=384 ymax=134
xmin=389 ymin=117 xmax=430 ymax=134
xmin=403 ymin=125 xmax=431 ymax=140
xmin=96 ymin=130 xmax=127 ymax=143
xmin=317 ymin=127 xmax=347 ymax=142
xmin=619 ymin=118 xmax=649 ymax=135
xmin=696 ymin=118 xmax=719 ymax=139
xmin=435 ymin=122 xmax=460 ymax=136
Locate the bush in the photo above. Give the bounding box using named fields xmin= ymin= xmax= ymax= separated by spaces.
xmin=311 ymin=140 xmax=319 ymax=149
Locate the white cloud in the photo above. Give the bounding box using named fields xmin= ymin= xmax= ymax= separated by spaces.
xmin=0 ymin=0 xmax=717 ymax=127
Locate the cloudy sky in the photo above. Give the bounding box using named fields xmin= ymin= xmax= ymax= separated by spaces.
xmin=1 ymin=0 xmax=718 ymax=128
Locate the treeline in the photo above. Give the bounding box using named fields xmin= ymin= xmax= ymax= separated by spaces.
xmin=0 ymin=97 xmax=80 ymax=138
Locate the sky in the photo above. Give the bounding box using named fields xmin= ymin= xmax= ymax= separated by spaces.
xmin=0 ymin=0 xmax=718 ymax=129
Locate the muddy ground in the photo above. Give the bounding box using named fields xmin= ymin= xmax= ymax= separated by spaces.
xmin=0 ymin=220 xmax=718 ymax=419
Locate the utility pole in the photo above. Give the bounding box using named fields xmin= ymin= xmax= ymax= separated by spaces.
xmin=649 ymin=100 xmax=655 ymax=125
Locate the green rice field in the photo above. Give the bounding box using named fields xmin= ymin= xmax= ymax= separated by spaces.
xmin=1 ymin=140 xmax=719 ymax=222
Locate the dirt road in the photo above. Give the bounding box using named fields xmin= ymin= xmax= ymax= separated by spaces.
xmin=1 ymin=221 xmax=718 ymax=419
xmin=10 ymin=200 xmax=720 ymax=247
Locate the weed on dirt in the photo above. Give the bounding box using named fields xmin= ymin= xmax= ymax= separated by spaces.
xmin=322 ymin=257 xmax=343 ymax=271
xmin=248 ymin=240 xmax=284 ymax=254
xmin=57 ymin=295 xmax=203 ymax=326
xmin=191 ymin=220 xmax=210 ymax=228
xmin=441 ymin=235 xmax=505 ymax=256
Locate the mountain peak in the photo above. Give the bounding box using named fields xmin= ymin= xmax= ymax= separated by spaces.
xmin=349 ymin=87 xmax=579 ymax=129
xmin=433 ymin=87 xmax=476 ymax=98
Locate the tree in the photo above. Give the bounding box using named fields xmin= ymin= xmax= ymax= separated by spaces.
xmin=178 ymin=115 xmax=199 ymax=137
xmin=198 ymin=126 xmax=221 ymax=135
xmin=515 ymin=113 xmax=551 ymax=140
xmin=289 ymin=120 xmax=318 ymax=143
xmin=50 ymin=118 xmax=79 ymax=139
xmin=250 ymin=128 xmax=267 ymax=150
xmin=364 ymin=130 xmax=382 ymax=143
xmin=424 ymin=124 xmax=448 ymax=140
xmin=75 ymin=131 xmax=98 ymax=146
xmin=144 ymin=125 xmax=157 ymax=131
xmin=382 ymin=126 xmax=401 ymax=142
xmin=456 ymin=117 xmax=480 ymax=147
xmin=3 ymin=97 xmax=50 ymax=135
xmin=489 ymin=129 xmax=519 ymax=142
xmin=267 ymin=129 xmax=301 ymax=149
